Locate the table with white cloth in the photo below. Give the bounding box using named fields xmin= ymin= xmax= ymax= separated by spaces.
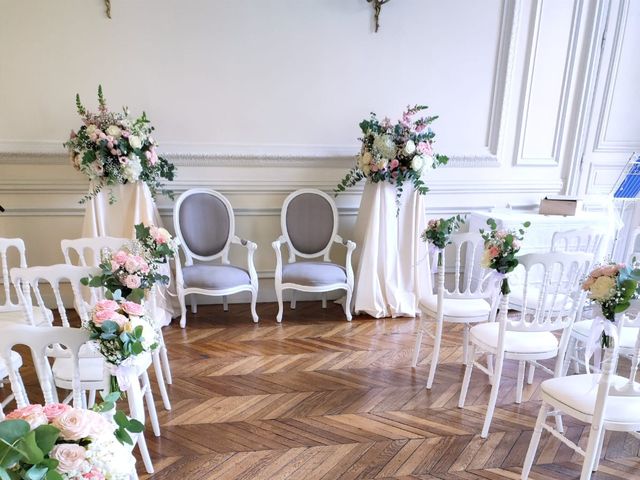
xmin=81 ymin=182 xmax=175 ymax=326
xmin=352 ymin=182 xmax=433 ymax=318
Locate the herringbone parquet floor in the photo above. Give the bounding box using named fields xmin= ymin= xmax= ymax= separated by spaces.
xmin=15 ymin=302 xmax=640 ymax=479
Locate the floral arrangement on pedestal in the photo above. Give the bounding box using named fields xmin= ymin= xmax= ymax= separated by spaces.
xmin=420 ymin=215 xmax=465 ymax=269
xmin=479 ymin=218 xmax=531 ymax=295
xmin=64 ymin=86 xmax=175 ymax=204
xmin=335 ymin=105 xmax=448 ymax=204
xmin=0 ymin=402 xmax=140 ymax=479
xmin=581 ymin=262 xmax=640 ymax=347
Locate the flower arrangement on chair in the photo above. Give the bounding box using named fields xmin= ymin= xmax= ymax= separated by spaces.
xmin=581 ymin=262 xmax=640 ymax=347
xmin=479 ymin=218 xmax=531 ymax=295
xmin=64 ymin=85 xmax=175 ymax=204
xmin=0 ymin=399 xmax=141 ymax=479
xmin=421 ymin=215 xmax=465 ymax=268
xmin=335 ymin=105 xmax=448 ymax=206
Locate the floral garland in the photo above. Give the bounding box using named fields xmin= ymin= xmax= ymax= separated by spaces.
xmin=64 ymin=86 xmax=175 ymax=204
xmin=335 ymin=105 xmax=448 ymax=207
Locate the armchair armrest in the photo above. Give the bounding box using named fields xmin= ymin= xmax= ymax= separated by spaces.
xmin=272 ymin=235 xmax=286 ymax=284
xmin=333 ymin=235 xmax=356 ymax=288
xmin=231 ymin=235 xmax=258 ymax=287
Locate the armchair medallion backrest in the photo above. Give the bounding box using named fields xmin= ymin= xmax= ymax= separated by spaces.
xmin=282 ymin=189 xmax=337 ymax=261
xmin=174 ymin=189 xmax=234 ymax=264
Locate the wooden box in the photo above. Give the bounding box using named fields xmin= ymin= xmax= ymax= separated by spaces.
xmin=538 ymin=196 xmax=582 ymax=216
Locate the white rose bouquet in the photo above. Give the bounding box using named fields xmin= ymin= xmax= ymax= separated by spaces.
xmin=64 ymin=85 xmax=175 ymax=204
xmin=336 ymin=105 xmax=448 ymax=207
xmin=1 ymin=403 xmax=139 ymax=479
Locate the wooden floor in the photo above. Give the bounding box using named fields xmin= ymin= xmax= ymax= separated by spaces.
xmin=13 ymin=302 xmax=640 ymax=479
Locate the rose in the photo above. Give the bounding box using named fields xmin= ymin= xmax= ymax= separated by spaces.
xmin=124 ymin=255 xmax=141 ymax=273
xmin=128 ymin=135 xmax=142 ymax=149
xmin=488 ymin=246 xmax=500 ymax=258
xmin=95 ymin=299 xmax=118 ymax=312
xmin=43 ymin=403 xmax=72 ymax=421
xmin=105 ymin=125 xmax=122 ymax=138
xmin=590 ymin=275 xmax=616 ymax=301
xmin=6 ymin=404 xmax=47 ymax=429
xmin=121 ymin=301 xmax=144 ymax=316
xmin=404 ymin=140 xmax=416 ymax=155
xmin=150 ymin=226 xmax=172 ymax=244
xmin=417 ymin=141 xmax=433 ymax=156
xmin=411 ymin=155 xmax=425 ymax=172
xmin=83 ymin=468 xmax=106 ymax=480
xmin=112 ymin=251 xmax=128 ymax=266
xmin=125 ymin=275 xmax=141 ymax=289
xmin=93 ymin=309 xmax=116 ymax=326
xmin=53 ymin=409 xmax=93 ymax=440
xmin=50 ymin=444 xmax=88 ymax=474
xmin=389 ymin=159 xmax=400 ymax=170
xmin=86 ymin=124 xmax=98 ymax=136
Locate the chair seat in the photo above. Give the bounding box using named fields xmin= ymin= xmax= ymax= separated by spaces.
xmin=183 ymin=264 xmax=251 ymax=290
xmin=0 ymin=307 xmax=50 ymax=326
xmin=419 ymin=295 xmax=490 ymax=320
xmin=509 ymin=288 xmax=573 ymax=312
xmin=470 ymin=322 xmax=558 ymax=354
xmin=52 ymin=357 xmax=105 ymax=383
xmin=282 ymin=262 xmax=346 ymax=287
xmin=0 ymin=351 xmax=23 ymax=378
xmin=573 ymin=320 xmax=639 ymax=349
xmin=542 ymin=374 xmax=640 ymax=424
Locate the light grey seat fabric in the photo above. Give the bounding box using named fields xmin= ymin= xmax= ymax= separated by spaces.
xmin=179 ymin=193 xmax=230 ymax=257
xmin=282 ymin=262 xmax=346 ymax=287
xmin=182 ymin=264 xmax=251 ymax=290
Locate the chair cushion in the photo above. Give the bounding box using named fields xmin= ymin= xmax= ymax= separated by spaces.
xmin=0 ymin=307 xmax=50 ymax=326
xmin=542 ymin=374 xmax=640 ymax=423
xmin=419 ymin=295 xmax=491 ymax=320
xmin=183 ymin=264 xmax=251 ymax=290
xmin=573 ymin=320 xmax=639 ymax=349
xmin=470 ymin=322 xmax=558 ymax=354
xmin=0 ymin=351 xmax=23 ymax=378
xmin=282 ymin=262 xmax=346 ymax=287
xmin=52 ymin=357 xmax=104 ymax=383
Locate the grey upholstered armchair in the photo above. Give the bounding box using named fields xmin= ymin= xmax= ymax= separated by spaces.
xmin=272 ymin=189 xmax=356 ymax=322
xmin=173 ymin=189 xmax=258 ymax=327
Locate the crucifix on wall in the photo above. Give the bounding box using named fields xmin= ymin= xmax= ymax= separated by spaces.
xmin=367 ymin=0 xmax=392 ymax=32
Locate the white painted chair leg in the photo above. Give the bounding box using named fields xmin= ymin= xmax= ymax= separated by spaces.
xmin=516 ymin=361 xmax=525 ymax=404
xmin=276 ymin=287 xmax=284 ymax=323
xmin=592 ymin=427 xmax=606 ymax=472
xmin=527 ymin=362 xmax=535 ymax=385
xmin=190 ymin=295 xmax=198 ymax=314
xmin=136 ymin=431 xmax=154 ymax=474
xmin=426 ymin=319 xmax=443 ymax=390
xmin=412 ymin=314 xmax=426 ymax=367
xmin=343 ymin=289 xmax=352 ymax=322
xmin=581 ymin=424 xmax=605 ymax=479
xmin=250 ymin=289 xmax=259 ymax=323
xmin=178 ymin=293 xmax=187 ymax=329
xmin=141 ymin=372 xmax=161 ymax=437
xmin=462 ymin=324 xmax=469 ymax=365
xmin=160 ymin=344 xmax=172 ymax=385
xmin=487 ymin=354 xmax=495 ymax=385
xmin=458 ymin=344 xmax=476 ymax=408
xmin=290 ymin=291 xmax=296 ymax=310
xmin=222 ymin=295 xmax=229 ymax=312
xmin=521 ymin=401 xmax=549 ymax=479
xmin=481 ymin=352 xmax=504 ymax=438
xmin=321 ymin=293 xmax=327 ymax=309
xmin=152 ymin=351 xmax=171 ymax=411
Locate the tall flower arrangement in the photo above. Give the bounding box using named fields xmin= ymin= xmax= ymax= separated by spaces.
xmin=479 ymin=218 xmax=531 ymax=295
xmin=64 ymin=86 xmax=175 ymax=203
xmin=581 ymin=262 xmax=640 ymax=347
xmin=335 ymin=105 xmax=448 ymax=205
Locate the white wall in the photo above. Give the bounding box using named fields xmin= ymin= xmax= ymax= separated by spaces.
xmin=0 ymin=0 xmax=636 ymax=302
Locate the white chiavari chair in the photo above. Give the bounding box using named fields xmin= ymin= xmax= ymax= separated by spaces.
xmin=62 ymin=237 xmax=173 ymax=411
xmin=458 ymin=252 xmax=592 ymax=438
xmin=521 ymin=313 xmax=640 ymax=479
xmin=413 ymin=232 xmax=500 ymax=389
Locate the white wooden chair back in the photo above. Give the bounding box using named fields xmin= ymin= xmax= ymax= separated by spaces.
xmin=281 ymin=189 xmax=338 ymax=262
xmin=0 ymin=238 xmax=27 ymax=311
xmin=437 ymin=232 xmax=497 ymax=300
xmin=62 ymin=236 xmax=130 ymax=266
xmin=10 ymin=265 xmax=100 ymax=327
xmin=625 ymin=227 xmax=640 ymax=265
xmin=173 ymin=188 xmax=236 ymax=266
xmin=551 ymin=228 xmax=605 ymax=262
xmin=505 ymin=252 xmax=593 ymax=333
xmin=0 ymin=325 xmax=90 ymax=408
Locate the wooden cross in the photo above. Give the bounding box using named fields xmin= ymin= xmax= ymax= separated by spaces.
xmin=366 ymin=0 xmax=392 ymax=32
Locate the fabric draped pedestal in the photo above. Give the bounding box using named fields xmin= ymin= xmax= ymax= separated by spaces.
xmin=352 ymin=182 xmax=432 ymax=318
xmin=81 ymin=182 xmax=175 ymax=326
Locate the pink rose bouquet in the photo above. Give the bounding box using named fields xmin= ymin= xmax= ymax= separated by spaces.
xmin=64 ymin=85 xmax=175 ymax=204
xmin=479 ymin=218 xmax=531 ymax=295
xmin=0 ymin=403 xmax=137 ymax=479
xmin=134 ymin=222 xmax=179 ymax=263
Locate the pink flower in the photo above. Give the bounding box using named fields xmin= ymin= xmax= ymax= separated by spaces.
xmin=389 ymin=159 xmax=400 ymax=170
xmin=488 ymin=246 xmax=500 ymax=258
xmin=125 ymin=275 xmax=141 ymax=289
xmin=121 ymin=130 xmax=130 ymax=138
xmin=93 ymin=308 xmax=116 ymax=326
xmin=50 ymin=444 xmax=88 ymax=473
xmin=125 ymin=254 xmax=146 ymax=273
xmin=53 ymin=409 xmax=93 ymax=441
xmin=43 ymin=403 xmax=72 ymax=421
xmin=110 ymin=313 xmax=129 ymax=331
xmin=6 ymin=404 xmax=47 ymax=429
xmin=417 ymin=141 xmax=433 ymax=156
xmin=415 ymin=124 xmax=426 ymax=133
xmin=121 ymin=301 xmax=144 ymax=316
xmin=83 ymin=468 xmax=106 ymax=480
xmin=95 ymin=299 xmax=118 ymax=312
xmin=118 ymin=156 xmax=128 ymax=165
xmin=113 ymin=250 xmax=128 ymax=266
xmin=150 ymin=226 xmax=172 ymax=245
xmin=139 ymin=262 xmax=150 ymax=274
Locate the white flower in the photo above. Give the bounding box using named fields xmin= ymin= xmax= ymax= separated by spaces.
xmin=122 ymin=155 xmax=142 ymax=182
xmin=358 ymin=151 xmax=373 ymax=170
xmin=362 ymin=162 xmax=371 ymax=175
xmin=85 ymin=435 xmax=136 ymax=480
xmin=373 ymin=134 xmax=396 ymax=159
xmin=375 ymin=157 xmax=389 ymax=170
xmin=106 ymin=125 xmax=122 ymax=138
xmin=411 ymin=155 xmax=425 ymax=172
xmin=86 ymin=124 xmax=98 ymax=136
xmin=130 ymin=316 xmax=157 ymax=351
xmin=404 ymin=140 xmax=416 ymax=155
xmin=590 ymin=276 xmax=616 ymax=301
xmin=128 ymin=135 xmax=142 ymax=150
